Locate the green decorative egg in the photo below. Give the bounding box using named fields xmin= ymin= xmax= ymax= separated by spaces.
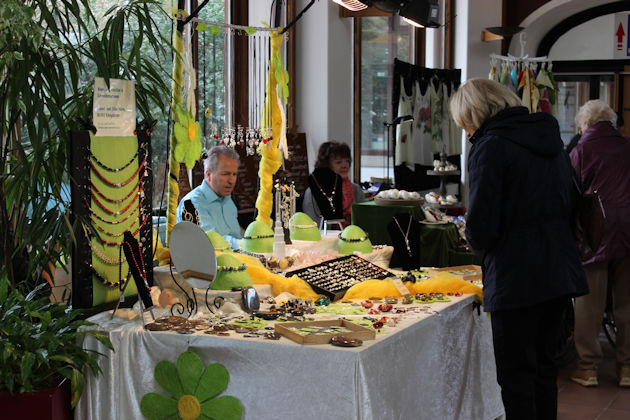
xmin=242 ymin=220 xmax=274 ymax=253
xmin=337 ymin=225 xmax=373 ymax=255
xmin=205 ymin=230 xmax=231 ymax=252
xmin=289 ymin=212 xmax=321 ymax=241
xmin=210 ymin=253 xmax=252 ymax=290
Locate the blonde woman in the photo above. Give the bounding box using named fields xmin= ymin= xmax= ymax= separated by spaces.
xmin=450 ymin=78 xmax=588 ymax=420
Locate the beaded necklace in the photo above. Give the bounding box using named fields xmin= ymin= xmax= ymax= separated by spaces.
xmin=90 ymin=149 xmax=139 ymax=172
xmin=123 ymin=238 xmax=150 ymax=291
xmin=90 ymin=178 xmax=142 ymax=203
xmin=89 ymin=157 xmax=146 ymax=188
xmin=89 ymin=186 xmax=143 ymax=216
xmin=88 ymin=202 xmax=140 ymax=225
xmin=91 ymin=214 xmax=150 ymax=246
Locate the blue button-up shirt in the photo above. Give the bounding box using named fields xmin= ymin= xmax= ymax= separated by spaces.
xmin=176 ymin=181 xmax=242 ymax=248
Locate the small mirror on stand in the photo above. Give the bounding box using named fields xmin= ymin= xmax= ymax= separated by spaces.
xmin=169 ymin=221 xmax=217 ymax=289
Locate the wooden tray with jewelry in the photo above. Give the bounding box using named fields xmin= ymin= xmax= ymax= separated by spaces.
xmin=285 ymin=255 xmax=395 ymax=301
xmin=275 ymin=319 xmax=376 ymax=345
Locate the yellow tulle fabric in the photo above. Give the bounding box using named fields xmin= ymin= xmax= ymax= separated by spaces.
xmin=255 ymin=30 xmax=284 ymax=227
xmin=166 ymin=29 xmax=184 ymax=245
xmin=406 ymin=272 xmax=483 ymax=302
xmin=343 ymin=279 xmax=403 ymax=300
xmin=344 ymin=272 xmax=483 ymax=302
xmin=228 ymin=252 xmax=318 ymax=299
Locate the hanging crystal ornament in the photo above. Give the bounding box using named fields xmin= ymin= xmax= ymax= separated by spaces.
xmin=237 ymin=125 xmax=244 ymax=146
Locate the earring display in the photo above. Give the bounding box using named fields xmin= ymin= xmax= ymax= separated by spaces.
xmin=285 ymin=255 xmax=394 ymax=301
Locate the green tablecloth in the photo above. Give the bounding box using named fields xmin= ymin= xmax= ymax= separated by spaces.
xmin=419 ymin=223 xmax=460 ymax=268
xmin=352 ymin=201 xmax=478 ymax=268
xmin=352 ymin=201 xmax=425 ymax=246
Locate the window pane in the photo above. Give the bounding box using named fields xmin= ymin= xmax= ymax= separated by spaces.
xmin=360 ymin=16 xmax=412 ymax=183
xmin=198 ymin=3 xmax=227 ymax=148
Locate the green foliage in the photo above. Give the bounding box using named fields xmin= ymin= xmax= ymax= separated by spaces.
xmin=0 ymin=0 xmax=170 ymax=287
xmin=0 ymin=274 xmax=114 ymax=407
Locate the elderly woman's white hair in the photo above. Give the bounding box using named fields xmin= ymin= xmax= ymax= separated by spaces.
xmin=575 ymin=100 xmax=617 ymax=133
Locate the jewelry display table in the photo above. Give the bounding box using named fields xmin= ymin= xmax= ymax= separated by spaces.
xmin=352 ymin=201 xmax=477 ymax=267
xmin=352 ymin=201 xmax=425 ymax=246
xmin=75 ymin=295 xmax=504 ymax=420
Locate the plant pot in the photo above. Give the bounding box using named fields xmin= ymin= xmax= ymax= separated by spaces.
xmin=0 ymin=378 xmax=71 ymax=420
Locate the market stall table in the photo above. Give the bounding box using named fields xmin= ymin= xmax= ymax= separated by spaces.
xmin=76 ymin=295 xmax=504 ymax=420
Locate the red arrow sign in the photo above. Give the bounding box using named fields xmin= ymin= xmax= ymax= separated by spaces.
xmin=617 ymin=22 xmax=625 ymax=50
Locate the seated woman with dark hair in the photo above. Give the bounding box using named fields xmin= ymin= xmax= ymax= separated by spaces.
xmin=302 ymin=141 xmax=365 ymax=227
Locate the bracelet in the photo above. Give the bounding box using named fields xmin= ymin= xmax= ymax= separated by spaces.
xmin=338 ymin=232 xmax=370 ymax=242
xmin=217 ymin=263 xmax=248 ymax=272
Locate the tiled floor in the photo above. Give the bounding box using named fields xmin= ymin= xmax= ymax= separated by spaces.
xmin=557 ymin=334 xmax=630 ymax=419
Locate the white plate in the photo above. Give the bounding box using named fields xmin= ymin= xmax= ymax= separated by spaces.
xmin=169 ymin=221 xmax=217 ymax=289
xmin=374 ymin=197 xmax=424 ymax=206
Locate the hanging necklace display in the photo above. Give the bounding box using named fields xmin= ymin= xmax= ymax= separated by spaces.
xmin=393 ymin=215 xmax=413 ymax=257
xmin=311 ymin=173 xmax=338 ymax=212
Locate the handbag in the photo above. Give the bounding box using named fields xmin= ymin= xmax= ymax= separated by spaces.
xmin=572 ymin=174 xmax=606 ymax=261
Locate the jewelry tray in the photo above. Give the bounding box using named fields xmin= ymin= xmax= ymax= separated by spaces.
xmin=285 ymin=255 xmax=394 ymax=301
xmin=275 ymin=319 xmax=376 ymax=345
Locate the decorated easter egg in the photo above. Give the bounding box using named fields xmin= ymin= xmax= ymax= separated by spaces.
xmin=210 ymin=253 xmax=252 ymax=290
xmin=241 ymin=220 xmax=274 ymax=253
xmin=338 ymin=225 xmax=373 ymax=255
xmin=289 ymin=212 xmax=321 ymax=241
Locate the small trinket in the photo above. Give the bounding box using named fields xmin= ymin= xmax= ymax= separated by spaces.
xmin=384 ymin=297 xmax=398 ymax=305
xmin=403 ymin=272 xmax=417 ymax=283
xmin=315 ymin=295 xmax=331 ymax=306
xmin=330 ymin=335 xmax=363 ymax=347
xmin=372 ymin=321 xmax=384 ymax=329
xmin=264 ymin=331 xmax=281 ymax=340
xmin=361 ymin=300 xmax=374 ymax=309
xmin=402 ymin=295 xmax=413 ymax=304
xmin=378 ymin=303 xmax=393 ymax=312
xmin=145 ymin=322 xmax=169 ymax=331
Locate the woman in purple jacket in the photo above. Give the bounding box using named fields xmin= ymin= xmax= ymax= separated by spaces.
xmin=570 ymin=100 xmax=630 ymax=388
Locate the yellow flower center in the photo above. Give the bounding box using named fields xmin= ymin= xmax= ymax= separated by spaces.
xmin=187 ymin=121 xmax=196 ymax=141
xmin=178 ymin=394 xmax=201 ymax=420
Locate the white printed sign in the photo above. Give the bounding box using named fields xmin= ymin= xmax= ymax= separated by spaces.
xmin=92 ymin=77 xmax=136 ymax=137
xmin=613 ymin=13 xmax=630 ymax=59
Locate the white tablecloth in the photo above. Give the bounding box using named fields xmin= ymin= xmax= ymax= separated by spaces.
xmin=76 ymin=295 xmax=504 ymax=420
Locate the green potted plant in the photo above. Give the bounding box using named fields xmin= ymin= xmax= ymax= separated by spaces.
xmin=0 ymin=0 xmax=171 ymax=289
xmin=0 ymin=274 xmax=114 ymax=416
xmin=0 ymin=0 xmax=171 ymax=416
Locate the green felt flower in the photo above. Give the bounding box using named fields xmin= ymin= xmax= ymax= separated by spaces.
xmin=173 ymin=104 xmax=202 ymax=169
xmin=273 ymin=52 xmax=289 ymax=103
xmin=140 ymin=351 xmax=242 ymax=420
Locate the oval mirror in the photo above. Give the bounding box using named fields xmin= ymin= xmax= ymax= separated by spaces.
xmin=169 ymin=221 xmax=217 ymax=289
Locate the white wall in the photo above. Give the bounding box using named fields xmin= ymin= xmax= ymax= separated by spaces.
xmin=294 ymin=0 xmax=353 ymax=171
xmin=451 ymin=0 xmax=502 ymax=206
xmin=549 ymin=14 xmax=614 ymax=60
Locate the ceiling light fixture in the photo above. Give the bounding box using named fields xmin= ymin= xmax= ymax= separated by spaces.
xmin=332 ymin=0 xmax=369 ymax=11
xmin=399 ymin=0 xmax=440 ymax=28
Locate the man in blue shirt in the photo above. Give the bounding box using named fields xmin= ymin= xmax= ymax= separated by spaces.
xmin=176 ymin=146 xmax=242 ymax=248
